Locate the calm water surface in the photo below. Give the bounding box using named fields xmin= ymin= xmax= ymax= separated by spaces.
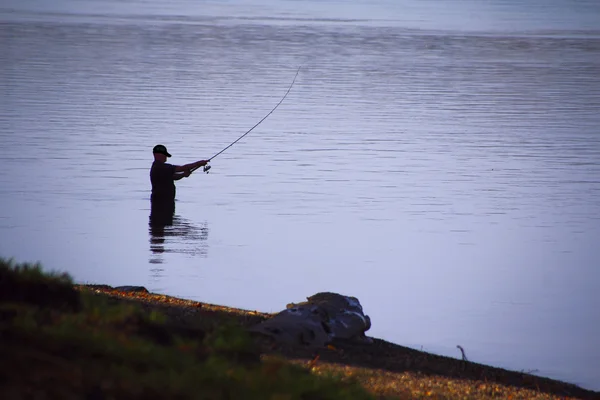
xmin=1 ymin=0 xmax=600 ymax=390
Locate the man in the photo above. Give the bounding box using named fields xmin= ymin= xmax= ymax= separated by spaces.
xmin=149 ymin=144 xmax=208 ymax=224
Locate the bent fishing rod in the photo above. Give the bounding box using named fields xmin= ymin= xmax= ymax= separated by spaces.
xmin=191 ymin=66 xmax=301 ymax=174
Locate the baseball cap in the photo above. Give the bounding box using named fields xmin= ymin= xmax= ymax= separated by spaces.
xmin=153 ymin=144 xmax=172 ymax=157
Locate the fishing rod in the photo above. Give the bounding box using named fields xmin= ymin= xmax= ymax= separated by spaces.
xmin=192 ymin=66 xmax=301 ymax=174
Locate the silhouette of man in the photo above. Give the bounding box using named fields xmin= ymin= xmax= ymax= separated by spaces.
xmin=149 ymin=144 xmax=208 ymax=226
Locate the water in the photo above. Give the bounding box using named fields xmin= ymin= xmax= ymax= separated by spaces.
xmin=1 ymin=0 xmax=600 ymax=391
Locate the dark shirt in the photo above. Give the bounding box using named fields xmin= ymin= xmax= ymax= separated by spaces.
xmin=150 ymin=160 xmax=177 ymax=201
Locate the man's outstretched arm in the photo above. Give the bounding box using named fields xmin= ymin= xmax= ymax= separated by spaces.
xmin=173 ymin=172 xmax=188 ymax=181
xmin=174 ymin=160 xmax=208 ymax=173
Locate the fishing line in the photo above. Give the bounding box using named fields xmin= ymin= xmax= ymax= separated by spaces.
xmin=192 ymin=66 xmax=301 ymax=173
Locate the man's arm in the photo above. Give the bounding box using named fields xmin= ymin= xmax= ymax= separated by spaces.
xmin=174 ymin=160 xmax=208 ymax=173
xmin=173 ymin=172 xmax=188 ymax=181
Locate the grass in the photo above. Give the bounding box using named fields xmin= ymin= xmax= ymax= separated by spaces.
xmin=0 ymin=258 xmax=373 ymax=399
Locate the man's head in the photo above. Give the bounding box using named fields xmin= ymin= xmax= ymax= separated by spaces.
xmin=153 ymin=144 xmax=171 ymax=161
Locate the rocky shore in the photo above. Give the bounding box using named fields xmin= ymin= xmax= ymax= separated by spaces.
xmin=1 ymin=258 xmax=598 ymax=399
xmin=78 ymin=284 xmax=599 ymax=400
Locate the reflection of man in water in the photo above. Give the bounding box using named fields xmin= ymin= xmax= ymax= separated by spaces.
xmin=148 ymin=214 xmax=210 ymax=265
xmin=149 ymin=144 xmax=208 ymax=226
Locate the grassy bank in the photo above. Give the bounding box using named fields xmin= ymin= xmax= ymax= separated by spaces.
xmin=1 ymin=258 xmax=598 ymax=399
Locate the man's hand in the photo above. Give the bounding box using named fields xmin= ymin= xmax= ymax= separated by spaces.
xmin=196 ymin=160 xmax=209 ymax=168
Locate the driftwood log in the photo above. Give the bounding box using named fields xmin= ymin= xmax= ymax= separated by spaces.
xmin=249 ymin=292 xmax=371 ymax=347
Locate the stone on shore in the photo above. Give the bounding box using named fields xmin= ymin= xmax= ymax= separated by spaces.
xmin=249 ymin=292 xmax=371 ymax=347
xmin=114 ymin=286 xmax=149 ymax=293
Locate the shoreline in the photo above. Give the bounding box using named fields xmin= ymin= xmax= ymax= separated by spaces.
xmin=77 ymin=284 xmax=600 ymax=400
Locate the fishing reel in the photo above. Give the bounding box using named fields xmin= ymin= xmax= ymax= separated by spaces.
xmin=203 ymin=164 xmax=211 ymax=173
